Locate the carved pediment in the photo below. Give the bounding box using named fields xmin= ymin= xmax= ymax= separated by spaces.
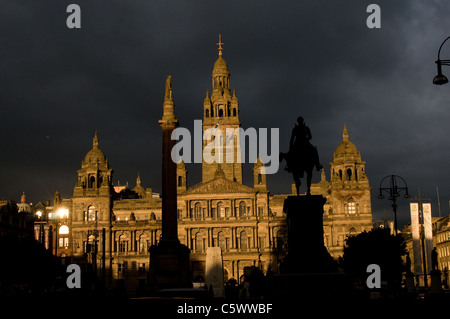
xmin=183 ymin=177 xmax=256 ymax=195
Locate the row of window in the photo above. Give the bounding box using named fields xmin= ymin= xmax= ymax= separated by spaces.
xmin=437 ymin=231 xmax=450 ymax=244
xmin=83 ymin=232 xmax=286 ymax=254
xmin=438 ymin=246 xmax=450 ymax=258
xmin=81 ymin=174 xmax=109 ymax=188
xmin=117 ymin=262 xmax=146 ymax=276
xmin=334 ymin=168 xmax=363 ymax=181
xmin=82 ymin=207 xmax=160 ymax=222
xmin=439 ymin=262 xmax=450 ymax=271
xmin=205 ymin=106 xmax=237 ymax=118
xmin=84 ymin=238 xmax=151 ymax=254
xmin=187 ymin=202 xmax=261 ymax=219
xmin=191 ymin=231 xmax=285 ymax=251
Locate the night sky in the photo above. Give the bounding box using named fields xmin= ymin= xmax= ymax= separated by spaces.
xmin=2 ymin=1 xmax=450 ymax=229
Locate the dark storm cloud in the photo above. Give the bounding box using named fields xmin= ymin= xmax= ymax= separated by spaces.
xmin=2 ymin=0 xmax=450 ymax=227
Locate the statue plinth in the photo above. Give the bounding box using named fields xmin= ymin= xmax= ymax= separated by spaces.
xmin=148 ymin=239 xmax=191 ymax=290
xmin=281 ymin=195 xmax=337 ymax=273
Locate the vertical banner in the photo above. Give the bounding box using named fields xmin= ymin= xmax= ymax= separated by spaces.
xmin=422 ymin=203 xmax=433 ymax=274
xmin=410 ymin=203 xmax=422 ymax=275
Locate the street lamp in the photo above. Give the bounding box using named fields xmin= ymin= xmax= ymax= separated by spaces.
xmin=433 ymin=36 xmax=450 ymax=85
xmin=378 ymin=175 xmax=410 ymax=235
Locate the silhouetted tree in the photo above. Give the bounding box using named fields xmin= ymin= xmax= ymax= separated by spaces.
xmin=0 ymin=234 xmax=57 ymax=296
xmin=340 ymin=228 xmax=406 ymax=293
xmin=225 ymin=278 xmax=238 ymax=299
xmin=247 ymin=267 xmax=266 ymax=298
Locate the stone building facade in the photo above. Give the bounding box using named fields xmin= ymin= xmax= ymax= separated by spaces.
xmin=403 ymin=215 xmax=450 ymax=288
xmin=311 ymin=125 xmax=374 ymax=258
xmin=51 ymin=40 xmax=373 ymax=294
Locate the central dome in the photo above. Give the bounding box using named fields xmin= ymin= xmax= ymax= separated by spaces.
xmin=212 ymin=56 xmax=229 ymax=75
xmin=84 ymin=147 xmax=106 ymax=164
xmin=83 ymin=132 xmax=107 ymax=165
xmin=333 ymin=126 xmax=361 ymax=162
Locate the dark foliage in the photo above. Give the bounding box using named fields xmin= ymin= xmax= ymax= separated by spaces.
xmin=340 ymin=228 xmax=407 ymax=291
xmin=0 ymin=234 xmax=59 ymax=295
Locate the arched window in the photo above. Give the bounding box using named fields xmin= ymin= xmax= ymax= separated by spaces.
xmin=240 ymin=231 xmax=248 ymax=250
xmin=219 ymin=109 xmax=224 ymax=117
xmin=86 ymin=235 xmax=96 ymax=253
xmin=233 ymin=108 xmax=236 ymax=116
xmin=178 ymin=176 xmax=183 ymax=187
xmin=87 ymin=206 xmax=96 ymax=221
xmin=339 ymin=170 xmax=343 ymax=180
xmin=59 ymin=225 xmax=69 ymax=235
xmin=345 ymin=198 xmax=357 ymax=214
xmin=195 ymin=232 xmax=203 ymax=251
xmin=206 ymin=109 xmax=209 ymax=117
xmin=276 ymin=230 xmax=285 ymax=249
xmin=258 ymin=174 xmax=262 ymax=184
xmin=217 ymin=232 xmax=225 ymax=250
xmin=139 ymin=234 xmax=148 ymax=252
xmin=346 ymin=169 xmax=352 ymax=181
xmin=89 ymin=176 xmax=96 ymax=188
xmin=217 ymin=202 xmax=224 ymax=218
xmin=194 ymin=203 xmax=202 ymax=219
xmin=118 ymin=235 xmax=127 ymax=253
xmin=239 ymin=201 xmax=246 ymax=217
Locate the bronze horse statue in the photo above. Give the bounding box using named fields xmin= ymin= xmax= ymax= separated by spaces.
xmin=280 ymin=117 xmax=322 ymax=196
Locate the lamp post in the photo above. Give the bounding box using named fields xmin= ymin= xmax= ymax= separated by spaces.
xmin=433 ymin=36 xmax=450 ymax=85
xmin=378 ymin=175 xmax=410 ymax=235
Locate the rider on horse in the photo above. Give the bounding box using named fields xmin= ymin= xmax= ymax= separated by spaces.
xmin=280 ymin=116 xmax=322 ymax=195
xmin=287 ymin=117 xmax=322 ymax=174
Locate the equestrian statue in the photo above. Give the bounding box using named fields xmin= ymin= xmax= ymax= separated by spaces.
xmin=279 ymin=116 xmax=322 ymax=196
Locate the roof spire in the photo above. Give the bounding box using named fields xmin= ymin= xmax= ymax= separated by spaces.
xmin=136 ymin=172 xmax=141 ymax=185
xmin=343 ymin=124 xmax=349 ymax=141
xmin=217 ymin=34 xmax=224 ymax=57
xmin=93 ymin=131 xmax=99 ymax=148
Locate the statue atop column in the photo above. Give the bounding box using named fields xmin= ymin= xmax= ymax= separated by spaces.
xmin=280 ymin=116 xmax=322 ymax=196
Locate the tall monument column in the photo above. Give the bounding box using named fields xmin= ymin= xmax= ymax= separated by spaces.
xmin=149 ymin=76 xmax=191 ymax=290
xmin=159 ymin=75 xmax=179 ymax=242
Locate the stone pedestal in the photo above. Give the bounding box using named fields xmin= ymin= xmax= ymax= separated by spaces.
xmin=149 ymin=239 xmax=191 ymax=290
xmin=430 ymin=269 xmax=442 ymax=294
xmin=281 ymin=195 xmax=337 ymax=273
xmin=205 ymin=247 xmax=224 ymax=298
xmin=405 ymin=272 xmax=416 ymax=295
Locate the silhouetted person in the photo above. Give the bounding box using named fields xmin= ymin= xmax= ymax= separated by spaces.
xmin=432 ymin=247 xmax=438 ymax=271
xmin=405 ymin=252 xmax=412 ymax=274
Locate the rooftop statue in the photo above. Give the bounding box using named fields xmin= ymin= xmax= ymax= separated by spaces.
xmin=280 ymin=116 xmax=322 ymax=196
